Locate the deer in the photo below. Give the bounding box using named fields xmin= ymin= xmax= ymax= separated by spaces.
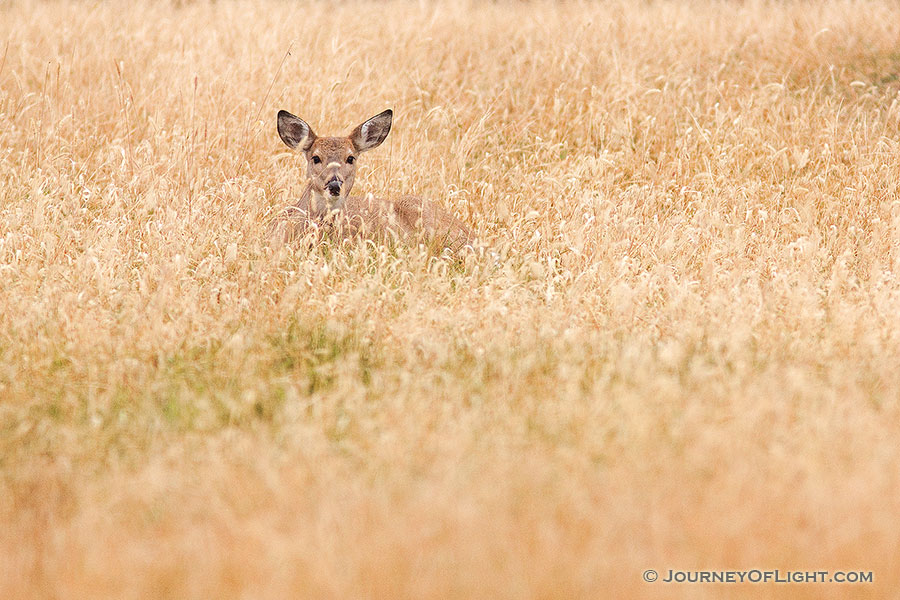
xmin=268 ymin=109 xmax=472 ymax=254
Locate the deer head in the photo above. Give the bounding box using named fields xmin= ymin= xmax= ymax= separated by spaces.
xmin=276 ymin=109 xmax=393 ymax=210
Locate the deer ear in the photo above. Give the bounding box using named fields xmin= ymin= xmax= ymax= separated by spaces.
xmin=349 ymin=109 xmax=392 ymax=152
xmin=277 ymin=110 xmax=316 ymax=151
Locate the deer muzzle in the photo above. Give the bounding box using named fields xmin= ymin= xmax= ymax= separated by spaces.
xmin=326 ymin=177 xmax=342 ymax=197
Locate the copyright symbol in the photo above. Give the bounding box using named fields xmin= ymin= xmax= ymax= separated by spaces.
xmin=643 ymin=570 xmax=658 ymax=582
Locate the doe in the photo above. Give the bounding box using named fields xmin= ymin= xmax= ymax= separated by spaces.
xmin=269 ymin=109 xmax=471 ymax=254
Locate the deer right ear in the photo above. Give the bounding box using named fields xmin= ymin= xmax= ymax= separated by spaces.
xmin=349 ymin=109 xmax=393 ymax=153
xmin=277 ymin=110 xmax=316 ymax=151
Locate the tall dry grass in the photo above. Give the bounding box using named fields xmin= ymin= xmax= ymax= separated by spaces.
xmin=1 ymin=0 xmax=899 ymax=597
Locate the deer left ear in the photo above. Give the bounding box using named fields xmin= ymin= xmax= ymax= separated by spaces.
xmin=277 ymin=110 xmax=316 ymax=151
xmin=349 ymin=109 xmax=393 ymax=153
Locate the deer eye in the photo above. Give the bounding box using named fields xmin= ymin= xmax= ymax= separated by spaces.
xmin=311 ymin=156 xmax=322 ymax=165
xmin=346 ymin=156 xmax=355 ymax=165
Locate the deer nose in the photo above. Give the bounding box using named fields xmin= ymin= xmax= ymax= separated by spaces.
xmin=326 ymin=177 xmax=342 ymax=196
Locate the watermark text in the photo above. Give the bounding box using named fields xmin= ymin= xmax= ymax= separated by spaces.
xmin=642 ymin=569 xmax=873 ymax=584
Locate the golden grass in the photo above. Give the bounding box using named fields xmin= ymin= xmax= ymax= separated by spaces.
xmin=2 ymin=0 xmax=900 ymax=597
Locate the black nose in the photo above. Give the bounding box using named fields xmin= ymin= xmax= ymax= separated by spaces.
xmin=326 ymin=178 xmax=341 ymax=196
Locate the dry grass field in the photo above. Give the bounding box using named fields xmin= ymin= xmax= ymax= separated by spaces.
xmin=2 ymin=0 xmax=900 ymax=597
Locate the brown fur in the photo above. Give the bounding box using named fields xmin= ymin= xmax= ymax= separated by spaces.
xmin=269 ymin=110 xmax=472 ymax=254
